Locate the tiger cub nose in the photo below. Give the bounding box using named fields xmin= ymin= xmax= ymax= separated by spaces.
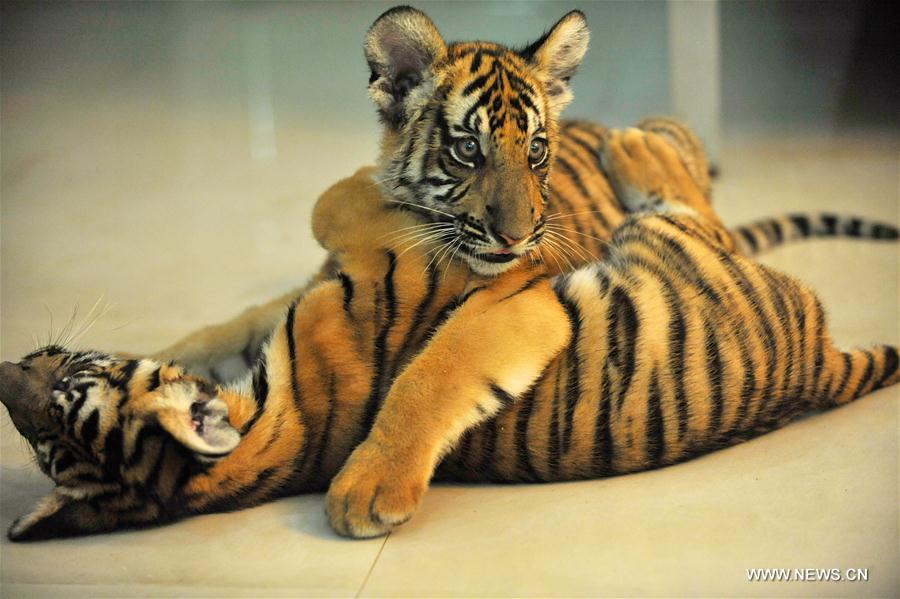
xmin=496 ymin=230 xmax=529 ymax=247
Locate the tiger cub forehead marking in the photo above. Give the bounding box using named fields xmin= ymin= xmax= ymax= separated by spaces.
xmin=441 ymin=45 xmax=547 ymax=144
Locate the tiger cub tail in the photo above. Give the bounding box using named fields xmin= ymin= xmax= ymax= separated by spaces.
xmin=822 ymin=345 xmax=899 ymax=408
xmin=733 ymin=213 xmax=900 ymax=256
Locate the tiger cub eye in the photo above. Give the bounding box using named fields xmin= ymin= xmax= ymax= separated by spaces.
xmin=529 ymin=138 xmax=548 ymax=165
xmin=454 ymin=137 xmax=480 ymax=162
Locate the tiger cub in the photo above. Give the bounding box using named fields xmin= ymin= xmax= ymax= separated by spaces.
xmin=152 ymin=6 xmax=897 ymax=386
xmin=2 ymin=128 xmax=896 ymax=541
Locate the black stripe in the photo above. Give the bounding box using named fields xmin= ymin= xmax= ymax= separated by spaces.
xmin=312 ymin=374 xmax=338 ymax=488
xmin=80 ymin=409 xmax=100 ymax=447
xmin=547 ymin=360 xmax=563 ymax=477
xmin=562 ymin=132 xmax=605 ymax=174
xmin=666 ymin=287 xmax=690 ymax=439
xmin=789 ymin=214 xmax=811 ymax=237
xmin=789 ymin=284 xmax=810 ymax=401
xmin=593 ymin=366 xmax=615 ymax=476
xmin=462 ymin=73 xmax=492 ymax=96
xmin=514 ymin=388 xmax=542 ymax=482
xmin=759 ymin=268 xmax=796 ymax=409
xmin=66 ymin=382 xmax=93 ymax=428
xmin=608 ymin=287 xmax=639 ymax=411
xmin=53 ymin=450 xmax=75 ymax=476
xmin=737 ymin=227 xmax=759 ymax=254
xmin=240 ymin=360 xmax=269 ymax=435
xmin=254 ymin=411 xmax=285 ymax=457
xmin=338 ymin=272 xmax=355 ymax=316
xmin=820 ymin=214 xmax=839 ymax=235
xmin=146 ymin=367 xmax=161 ymax=392
xmin=878 ymin=346 xmax=899 ymax=387
xmin=555 ymin=155 xmax=591 ymax=199
xmin=426 ymin=285 xmax=485 ymax=339
xmin=850 ymin=350 xmax=876 ymax=399
xmin=479 ymin=419 xmax=500 ymax=480
xmin=393 ymin=262 xmax=440 ymax=377
xmin=732 ymin=332 xmax=757 ymax=433
xmin=241 ymin=339 xmax=258 ymax=368
xmin=361 ymin=252 xmax=399 ymax=433
xmin=872 ymin=223 xmax=899 ymax=239
xmin=489 ymin=382 xmax=516 ymax=410
xmin=285 ymin=300 xmax=300 ymax=407
xmin=646 ymin=371 xmax=665 ymax=467
xmin=559 ymin=295 xmax=582 ymax=455
xmin=108 ymin=359 xmax=139 ymax=392
xmin=704 ymin=321 xmax=724 ymax=435
xmin=192 ymin=466 xmax=280 ymax=513
xmin=284 ymin=299 xmax=313 ymax=481
xmin=811 ymin=299 xmax=827 ymax=397
xmin=843 ymin=218 xmax=863 ymax=237
xmin=469 ymin=50 xmax=483 ymax=73
xmin=497 ymin=274 xmax=546 ymax=303
xmin=831 ymin=353 xmax=854 ymax=402
xmin=124 ymin=424 xmax=165 ymax=468
xmin=770 ymin=220 xmax=783 ymax=244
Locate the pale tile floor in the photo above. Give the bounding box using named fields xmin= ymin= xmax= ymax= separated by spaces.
xmin=2 ymin=10 xmax=899 ymax=596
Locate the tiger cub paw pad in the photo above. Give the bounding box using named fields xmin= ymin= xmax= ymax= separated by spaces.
xmin=325 ymin=442 xmax=426 ymax=538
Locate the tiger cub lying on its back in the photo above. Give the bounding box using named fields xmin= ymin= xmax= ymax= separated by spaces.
xmin=2 ymin=129 xmax=897 ymax=541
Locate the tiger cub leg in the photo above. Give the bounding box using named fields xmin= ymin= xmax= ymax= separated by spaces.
xmin=602 ymin=127 xmax=726 ymax=232
xmin=152 ymin=256 xmax=338 ymax=382
xmin=636 ymin=117 xmax=712 ymax=200
xmin=325 ymin=268 xmax=571 ymax=538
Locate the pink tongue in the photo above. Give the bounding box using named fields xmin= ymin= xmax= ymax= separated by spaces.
xmin=494 ymin=249 xmax=512 ymax=255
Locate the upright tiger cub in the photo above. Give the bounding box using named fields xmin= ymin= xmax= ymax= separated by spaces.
xmin=2 ymin=128 xmax=896 ymax=541
xmin=154 ymin=6 xmax=897 ymax=384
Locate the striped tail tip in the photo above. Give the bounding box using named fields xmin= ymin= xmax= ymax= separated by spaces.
xmin=732 ymin=213 xmax=900 ymax=256
xmin=828 ymin=345 xmax=899 ymax=407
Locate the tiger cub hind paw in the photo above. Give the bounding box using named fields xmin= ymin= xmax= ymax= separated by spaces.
xmin=601 ymin=127 xmax=705 ymax=215
xmin=325 ymin=441 xmax=427 ymax=538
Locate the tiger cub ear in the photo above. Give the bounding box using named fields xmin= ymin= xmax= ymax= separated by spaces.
xmin=520 ymin=10 xmax=590 ymax=116
xmin=154 ymin=382 xmax=240 ymax=463
xmin=364 ymin=6 xmax=447 ymax=128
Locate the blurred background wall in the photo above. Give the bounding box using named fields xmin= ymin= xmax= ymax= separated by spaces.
xmin=1 ymin=0 xmax=897 ymax=358
xmin=3 ymin=1 xmax=894 ymax=148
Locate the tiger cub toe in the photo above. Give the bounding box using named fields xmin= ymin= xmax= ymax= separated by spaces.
xmin=325 ymin=439 xmax=428 ymax=538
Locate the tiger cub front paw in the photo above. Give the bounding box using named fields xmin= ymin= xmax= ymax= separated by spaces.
xmin=601 ymin=128 xmax=706 ymax=214
xmin=325 ymin=440 xmax=429 ymax=538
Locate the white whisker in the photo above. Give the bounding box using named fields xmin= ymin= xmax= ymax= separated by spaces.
xmin=385 ymin=199 xmax=455 ymax=219
xmin=545 ymin=223 xmax=612 ymax=249
xmin=545 ymin=229 xmax=597 ymax=264
xmin=546 ymin=209 xmax=610 ymax=221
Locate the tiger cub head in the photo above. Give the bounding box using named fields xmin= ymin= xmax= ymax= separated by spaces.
xmin=365 ymin=6 xmax=590 ymax=275
xmin=0 ymin=346 xmax=240 ymax=541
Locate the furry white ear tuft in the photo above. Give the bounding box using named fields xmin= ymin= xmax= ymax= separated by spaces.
xmin=156 ymin=383 xmax=240 ymax=461
xmin=364 ymin=6 xmax=447 ymax=127
xmin=521 ymin=11 xmax=591 ymax=116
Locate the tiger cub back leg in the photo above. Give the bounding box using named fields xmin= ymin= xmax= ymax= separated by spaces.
xmin=602 ymin=127 xmax=729 ymax=235
xmin=636 ymin=117 xmax=712 ymax=201
xmin=152 ymin=255 xmax=339 ymax=383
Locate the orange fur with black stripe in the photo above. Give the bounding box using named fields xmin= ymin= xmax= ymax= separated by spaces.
xmin=3 ymin=128 xmax=897 ymax=541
